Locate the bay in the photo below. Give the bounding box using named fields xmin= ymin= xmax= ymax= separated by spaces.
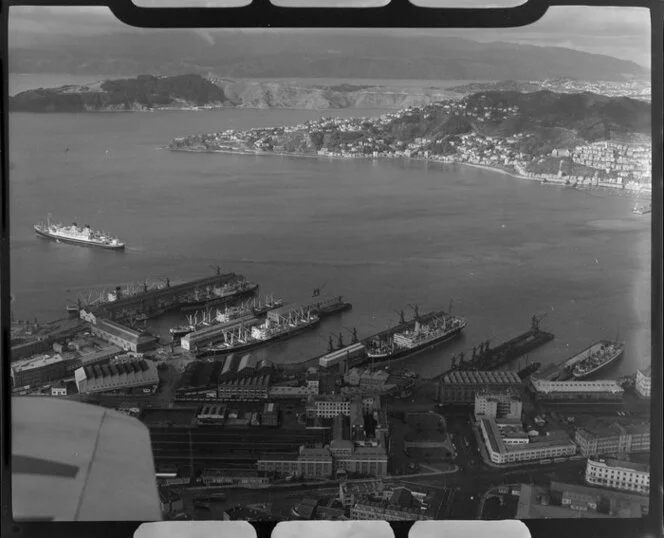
xmin=8 ymin=108 xmax=651 ymax=380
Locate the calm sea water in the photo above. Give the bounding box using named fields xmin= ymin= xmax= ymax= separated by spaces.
xmin=8 ymin=107 xmax=651 ymax=379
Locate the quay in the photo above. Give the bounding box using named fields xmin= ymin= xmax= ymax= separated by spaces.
xmin=90 ymin=272 xmax=249 ymax=321
xmin=434 ymin=315 xmax=554 ymax=380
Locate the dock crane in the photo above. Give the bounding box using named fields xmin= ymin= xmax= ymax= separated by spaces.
xmin=408 ymin=304 xmax=420 ymax=320
xmin=394 ymin=309 xmax=406 ymax=325
xmin=313 ymin=284 xmax=327 ymax=298
xmin=210 ymin=264 xmax=222 ymax=276
xmin=343 ymin=327 xmax=359 ymax=344
xmin=531 ymin=313 xmax=547 ymax=334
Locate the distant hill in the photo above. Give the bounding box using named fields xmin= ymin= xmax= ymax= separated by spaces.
xmin=9 ymin=74 xmax=227 ymax=112
xmin=9 ymin=31 xmax=648 ymax=82
xmin=9 ymin=74 xmax=467 ymax=112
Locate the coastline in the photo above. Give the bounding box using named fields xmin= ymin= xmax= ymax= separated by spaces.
xmin=168 ymin=146 xmax=651 ymax=200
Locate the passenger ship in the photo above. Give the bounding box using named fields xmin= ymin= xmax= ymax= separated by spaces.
xmin=34 ymin=215 xmax=125 ymax=250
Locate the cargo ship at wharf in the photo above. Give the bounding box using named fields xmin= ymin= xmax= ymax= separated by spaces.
xmin=34 ymin=215 xmax=125 ymax=250
xmin=538 ymin=339 xmax=624 ymax=381
xmin=195 ymin=307 xmax=321 ymax=357
xmin=364 ymin=306 xmax=466 ymax=363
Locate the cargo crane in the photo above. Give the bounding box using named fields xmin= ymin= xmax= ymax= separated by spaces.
xmin=343 ymin=327 xmax=359 ymax=345
xmin=313 ymin=284 xmax=327 ymax=298
xmin=407 ymin=304 xmax=420 ymax=321
xmin=210 ymin=265 xmax=222 ymax=276
xmin=394 ymin=310 xmax=406 ymax=325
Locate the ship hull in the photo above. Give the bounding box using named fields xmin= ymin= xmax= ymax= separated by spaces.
xmin=365 ymin=324 xmax=465 ymax=363
xmin=572 ymin=349 xmax=624 ymax=379
xmin=198 ymin=318 xmax=320 ymax=357
xmin=35 ymin=226 xmax=125 ymax=250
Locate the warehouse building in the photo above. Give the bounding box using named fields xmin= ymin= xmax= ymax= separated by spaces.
xmin=574 ymin=421 xmax=650 ymax=457
xmin=74 ymin=358 xmax=159 ymax=394
xmin=585 ymin=457 xmax=650 ymax=495
xmin=438 ymin=370 xmax=522 ymax=404
xmin=318 ymin=343 xmax=366 ymax=369
xmin=91 ymin=318 xmax=157 ymax=353
xmin=528 ymin=379 xmax=624 ymax=401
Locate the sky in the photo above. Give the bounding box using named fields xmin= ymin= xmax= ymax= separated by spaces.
xmin=8 ymin=4 xmax=650 ymax=66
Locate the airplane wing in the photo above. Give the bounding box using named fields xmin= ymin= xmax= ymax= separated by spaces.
xmin=12 ymin=397 xmax=162 ymax=521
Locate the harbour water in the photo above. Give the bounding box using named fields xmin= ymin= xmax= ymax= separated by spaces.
xmin=8 ymin=107 xmax=651 ymax=380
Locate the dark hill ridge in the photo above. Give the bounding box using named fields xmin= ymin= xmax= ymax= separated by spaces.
xmin=10 ymin=74 xmax=227 ymax=112
xmin=9 ymin=31 xmax=648 ymax=81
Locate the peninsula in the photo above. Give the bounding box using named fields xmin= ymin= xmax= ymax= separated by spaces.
xmin=168 ymin=89 xmax=652 ymax=195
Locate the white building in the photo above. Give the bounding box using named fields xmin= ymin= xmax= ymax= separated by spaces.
xmin=529 ymin=379 xmax=624 ymax=401
xmin=474 ymin=391 xmax=522 ymax=421
xmin=635 ymin=366 xmax=651 ymax=398
xmin=585 ymin=457 xmax=650 ymax=495
xmin=479 ymin=417 xmax=577 ymax=465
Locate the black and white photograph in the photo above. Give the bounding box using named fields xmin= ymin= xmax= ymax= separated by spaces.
xmin=6 ymin=3 xmax=653 ymax=523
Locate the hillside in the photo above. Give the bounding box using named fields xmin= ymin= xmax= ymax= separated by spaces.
xmin=9 ymin=75 xmax=462 ymax=112
xmin=169 ymin=89 xmax=651 ymax=160
xmin=9 ymin=31 xmax=648 ymax=82
xmin=9 ymin=74 xmax=227 ymax=112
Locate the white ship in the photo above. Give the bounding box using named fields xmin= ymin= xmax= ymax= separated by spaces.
xmin=34 ymin=215 xmax=125 ymax=250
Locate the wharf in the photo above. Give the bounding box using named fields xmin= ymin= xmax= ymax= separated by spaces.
xmin=435 ymin=316 xmax=554 ymax=379
xmin=306 ymin=296 xmax=352 ymax=318
xmin=90 ymin=273 xmax=247 ymax=320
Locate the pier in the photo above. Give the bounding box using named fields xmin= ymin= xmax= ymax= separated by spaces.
xmin=435 ymin=315 xmax=554 ymax=379
xmin=89 ymin=272 xmax=246 ymax=321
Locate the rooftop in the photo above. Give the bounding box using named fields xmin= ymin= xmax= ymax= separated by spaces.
xmin=11 ymin=354 xmax=65 ymax=373
xmin=589 ymin=457 xmax=650 ymax=473
xmin=442 ymin=370 xmax=522 ymax=385
xmin=531 ymin=379 xmax=624 ymax=394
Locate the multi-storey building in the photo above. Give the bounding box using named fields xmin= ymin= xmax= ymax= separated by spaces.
xmin=313 ymin=395 xmax=351 ymax=418
xmin=635 ymin=366 xmax=651 ymax=398
xmin=529 ymin=379 xmax=624 ymax=401
xmin=574 ymin=422 xmax=650 ymax=457
xmin=262 ymin=402 xmax=279 ymax=426
xmin=474 ymin=390 xmax=522 ymax=421
xmin=438 ymin=371 xmax=522 ymax=404
xmin=585 ymin=457 xmax=650 ymax=495
xmin=335 ymin=446 xmax=389 ymax=477
xmin=10 ymin=354 xmax=78 ymax=388
xmin=257 ymin=446 xmax=333 ymax=479
xmin=217 ymin=374 xmax=271 ymax=401
xmin=479 ymin=417 xmax=576 ymax=465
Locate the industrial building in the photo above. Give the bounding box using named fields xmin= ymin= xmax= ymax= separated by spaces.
xmin=574 ymin=421 xmax=650 ymax=456
xmin=74 ymin=358 xmax=159 ymax=394
xmin=528 ymin=379 xmax=624 ymax=401
xmin=438 ymin=370 xmax=522 ymax=404
xmin=217 ymin=374 xmax=271 ymax=400
xmin=479 ymin=417 xmax=577 ymax=465
xmin=311 ymin=395 xmax=352 ymax=418
xmin=585 ymin=457 xmax=650 ymax=495
xmin=474 ymin=390 xmax=522 ymax=421
xmin=10 ymin=354 xmax=78 ymax=389
xmin=335 ymin=446 xmax=389 ymax=477
xmin=90 ymin=318 xmax=157 ymax=353
xmin=635 ymin=366 xmax=651 ymax=398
